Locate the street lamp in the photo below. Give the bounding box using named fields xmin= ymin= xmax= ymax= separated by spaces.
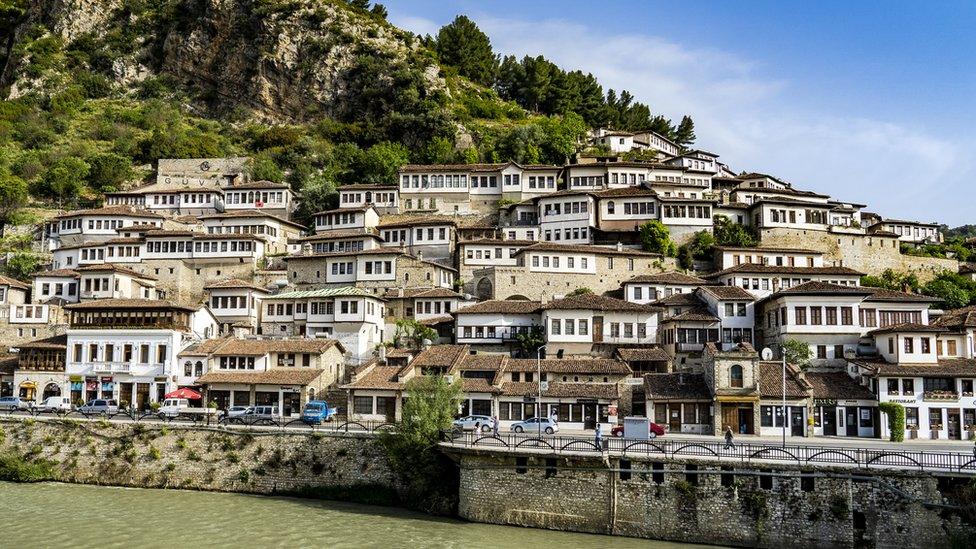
xmin=537 ymin=344 xmax=547 ymax=437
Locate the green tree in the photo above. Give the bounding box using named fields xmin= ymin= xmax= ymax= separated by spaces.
xmin=3 ymin=250 xmax=40 ymax=280
xmin=713 ymin=215 xmax=758 ymax=247
xmin=435 ymin=16 xmax=497 ymax=86
xmin=85 ymin=152 xmax=132 ymax=191
xmin=0 ymin=170 xmax=28 ymax=236
xmin=378 ymin=375 xmax=462 ymax=514
xmin=357 ymin=141 xmax=410 ymax=184
xmin=514 ymin=325 xmax=545 ymax=358
xmin=566 ymin=287 xmax=593 ymax=297
xmin=392 ymin=319 xmax=437 ymax=349
xmin=685 ymin=230 xmax=715 ymax=259
xmin=675 ymin=115 xmax=696 ymax=149
xmin=38 ymin=157 xmax=89 ymax=206
xmin=677 ymin=245 xmax=695 ymax=270
xmin=250 ymin=154 xmax=284 ymax=182
xmin=860 ymin=269 xmax=919 ymax=293
xmin=921 ymin=278 xmax=970 ymax=309
xmin=639 ymin=220 xmax=676 ymax=256
xmin=539 ymin=113 xmax=587 ymax=164
xmin=782 ymin=339 xmax=812 ymax=368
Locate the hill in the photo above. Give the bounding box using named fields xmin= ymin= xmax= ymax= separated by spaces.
xmin=0 ymin=0 xmax=689 ymax=229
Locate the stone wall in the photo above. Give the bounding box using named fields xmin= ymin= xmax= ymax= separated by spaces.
xmin=760 ymin=228 xmax=958 ymax=283
xmin=473 ymin=256 xmax=679 ymax=301
xmin=0 ymin=418 xmax=397 ymax=502
xmin=454 ymin=450 xmax=974 ymax=548
xmin=135 ymin=260 xmax=258 ymax=304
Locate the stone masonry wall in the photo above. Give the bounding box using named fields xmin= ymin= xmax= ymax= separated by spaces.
xmin=760 ymin=228 xmax=958 ymax=283
xmin=0 ymin=418 xmax=397 ymax=501
xmin=455 ymin=450 xmax=974 ymax=549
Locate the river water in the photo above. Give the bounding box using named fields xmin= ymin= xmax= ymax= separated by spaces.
xmin=0 ymin=482 xmax=714 ymax=548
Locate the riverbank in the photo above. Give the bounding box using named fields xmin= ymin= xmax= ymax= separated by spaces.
xmin=1 ymin=481 xmax=708 ymax=548
xmin=0 ymin=418 xmax=399 ymax=506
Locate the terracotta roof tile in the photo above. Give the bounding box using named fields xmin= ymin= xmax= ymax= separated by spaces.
xmin=803 ymin=372 xmax=875 ymax=400
xmin=933 ymin=306 xmax=976 ymax=329
xmin=204 ymin=279 xmax=270 ymax=292
xmin=411 ymin=345 xmax=469 ymax=370
xmin=707 ymin=264 xmax=865 ymax=278
xmin=64 ymin=298 xmax=196 ymax=311
xmin=505 ymin=358 xmax=631 ymax=375
xmin=758 ymin=362 xmax=809 ymax=398
xmin=455 ymin=300 xmax=542 ymax=315
xmin=615 ymin=347 xmax=671 ymax=362
xmin=697 ymin=285 xmax=755 ymax=301
xmin=342 ymin=364 xmax=404 ymax=390
xmin=196 ymin=369 xmax=324 ymax=385
xmin=501 ymin=381 xmax=619 ymax=399
xmin=542 ymin=293 xmax=662 ymax=312
xmin=644 ymin=373 xmax=711 ymax=401
xmin=625 ymin=272 xmax=706 ymax=285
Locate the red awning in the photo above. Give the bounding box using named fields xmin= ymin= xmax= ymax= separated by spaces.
xmin=164 ymin=387 xmax=202 ymax=400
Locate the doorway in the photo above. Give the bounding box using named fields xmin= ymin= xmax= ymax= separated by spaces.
xmin=136 ymin=383 xmax=150 ymax=411
xmin=737 ymin=407 xmax=754 ymax=434
xmin=822 ymin=406 xmax=837 ymax=436
xmin=583 ymin=403 xmax=597 ymax=430
xmin=791 ymin=407 xmax=805 ymax=436
xmin=846 ymin=407 xmax=858 ymax=437
xmin=948 ymin=409 xmax=961 ymax=440
xmin=669 ymin=407 xmax=681 ymax=431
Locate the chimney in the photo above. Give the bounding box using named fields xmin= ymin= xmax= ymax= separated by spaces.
xmin=416 ymin=251 xmax=424 ymax=262
xmin=616 ymin=242 xmax=623 ymax=252
xmin=398 ymin=287 xmax=404 ymax=298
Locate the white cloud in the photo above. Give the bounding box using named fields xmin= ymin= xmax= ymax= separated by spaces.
xmin=393 ymin=10 xmax=974 ymax=225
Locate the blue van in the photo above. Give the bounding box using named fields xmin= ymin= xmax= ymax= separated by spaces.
xmin=301 ymin=400 xmax=336 ymax=424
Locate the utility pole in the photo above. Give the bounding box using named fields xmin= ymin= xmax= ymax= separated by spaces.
xmin=782 ymin=352 xmax=787 ymax=448
xmin=537 ymin=345 xmax=546 ymax=437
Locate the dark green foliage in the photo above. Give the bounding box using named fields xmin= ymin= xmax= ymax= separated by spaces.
xmin=435 ymin=16 xmax=497 ymax=86
xmin=639 ymin=220 xmax=676 ymax=256
xmin=860 ymin=269 xmax=920 ymax=293
xmin=0 ymin=451 xmax=55 ymax=482
xmin=86 ymin=152 xmax=132 ymax=191
xmin=879 ymin=402 xmax=905 ymax=442
xmin=713 ymin=216 xmax=758 ymax=247
xmin=378 ymin=376 xmax=462 ymax=514
xmin=675 ymin=115 xmax=696 ymax=149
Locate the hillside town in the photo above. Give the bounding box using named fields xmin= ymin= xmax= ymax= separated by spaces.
xmin=2 ymin=134 xmax=974 ymax=444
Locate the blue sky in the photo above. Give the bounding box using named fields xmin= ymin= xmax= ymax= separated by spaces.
xmin=388 ymin=1 xmax=976 ymax=226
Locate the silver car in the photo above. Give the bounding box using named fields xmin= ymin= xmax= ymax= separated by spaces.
xmin=510 ymin=417 xmax=559 ymax=435
xmin=0 ymin=396 xmax=28 ymax=411
xmin=77 ymin=399 xmax=119 ymax=415
xmin=453 ymin=415 xmax=495 ymax=433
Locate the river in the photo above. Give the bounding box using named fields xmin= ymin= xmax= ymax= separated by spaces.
xmin=0 ymin=482 xmax=715 ymax=548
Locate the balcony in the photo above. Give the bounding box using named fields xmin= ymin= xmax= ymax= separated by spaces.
xmin=91 ymin=362 xmax=132 ymax=374
xmin=676 ymin=342 xmax=706 ymax=352
xmin=923 ymin=390 xmax=959 ymax=402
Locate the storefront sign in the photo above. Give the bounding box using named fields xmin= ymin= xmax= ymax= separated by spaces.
xmin=70 ymin=382 xmax=83 ymax=391
xmin=814 ymin=399 xmax=836 ymax=406
xmin=69 ymin=375 xmax=83 ymax=383
xmin=860 ymin=409 xmax=871 ymax=420
xmin=887 ymin=398 xmax=917 ymax=404
xmin=85 ymin=379 xmax=97 ymax=391
xmin=100 ymin=377 xmax=113 ymax=383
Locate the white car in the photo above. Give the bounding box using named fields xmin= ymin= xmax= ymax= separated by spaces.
xmin=224 ymin=406 xmax=252 ymax=420
xmin=510 ymin=417 xmax=559 ymax=435
xmin=158 ymin=398 xmax=190 ymax=418
xmin=453 ymin=415 xmax=495 ymax=433
xmin=39 ymin=396 xmax=72 ymax=413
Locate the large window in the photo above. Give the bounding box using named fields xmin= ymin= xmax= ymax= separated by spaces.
xmin=730 ymin=365 xmax=744 ymax=388
xmin=353 ymin=396 xmax=373 ymax=415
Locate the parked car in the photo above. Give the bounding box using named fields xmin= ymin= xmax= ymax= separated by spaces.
xmin=453 ymin=415 xmax=495 ymax=433
xmin=241 ymin=405 xmax=279 ymax=424
xmin=77 ymin=399 xmax=119 ymax=415
xmin=38 ymin=396 xmax=72 ymax=413
xmin=224 ymin=406 xmax=252 ymax=421
xmin=510 ymin=417 xmax=559 ymax=435
xmin=301 ymin=400 xmax=336 ymax=425
xmin=0 ymin=396 xmax=28 ymax=411
xmin=611 ymin=422 xmax=666 ymax=438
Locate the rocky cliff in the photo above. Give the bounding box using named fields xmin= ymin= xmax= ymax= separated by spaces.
xmin=4 ymin=0 xmax=450 ymax=132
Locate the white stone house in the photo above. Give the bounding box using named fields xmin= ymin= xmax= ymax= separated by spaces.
xmin=622 ymin=272 xmax=708 ymax=304
xmin=541 ymin=293 xmax=662 ymax=357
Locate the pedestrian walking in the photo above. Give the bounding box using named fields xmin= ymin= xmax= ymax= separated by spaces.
xmin=492 ymin=415 xmax=499 ymax=437
xmin=595 ymin=423 xmax=603 ymax=450
xmin=550 ymin=410 xmax=558 ymax=424
xmin=724 ymin=425 xmax=735 ymax=450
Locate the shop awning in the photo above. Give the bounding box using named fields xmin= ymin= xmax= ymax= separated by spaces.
xmin=715 ymin=395 xmax=759 ymax=403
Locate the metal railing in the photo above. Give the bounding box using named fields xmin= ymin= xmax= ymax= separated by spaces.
xmin=441 ymin=431 xmax=976 ymax=474
xmin=0 ymin=408 xmax=395 ymax=433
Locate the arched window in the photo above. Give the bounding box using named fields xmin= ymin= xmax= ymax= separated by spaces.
xmin=195 ymin=361 xmax=203 ymax=377
xmin=607 ymin=201 xmax=615 ymax=214
xmin=730 ymin=365 xmax=744 ymax=388
xmin=184 ymin=361 xmax=193 ymax=376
